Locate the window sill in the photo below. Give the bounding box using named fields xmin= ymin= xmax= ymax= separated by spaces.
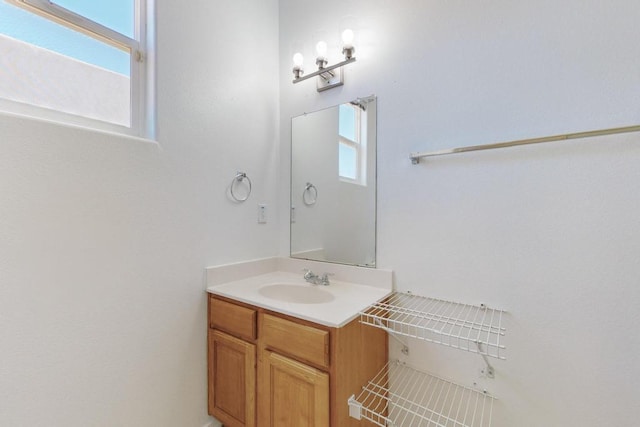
xmin=0 ymin=109 xmax=158 ymax=146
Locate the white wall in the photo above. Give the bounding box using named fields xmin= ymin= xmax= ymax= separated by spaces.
xmin=278 ymin=1 xmax=640 ymax=426
xmin=0 ymin=1 xmax=279 ymax=426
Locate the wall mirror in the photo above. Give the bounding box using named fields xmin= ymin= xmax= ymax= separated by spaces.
xmin=291 ymin=95 xmax=376 ymax=267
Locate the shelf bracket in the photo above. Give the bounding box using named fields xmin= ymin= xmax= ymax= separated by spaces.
xmin=475 ymin=341 xmax=495 ymax=379
xmin=347 ymin=395 xmax=362 ymax=420
xmin=374 ymin=318 xmax=409 ymax=355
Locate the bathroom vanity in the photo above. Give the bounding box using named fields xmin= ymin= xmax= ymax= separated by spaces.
xmin=206 ymin=267 xmax=391 ymax=427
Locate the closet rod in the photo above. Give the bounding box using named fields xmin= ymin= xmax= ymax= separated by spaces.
xmin=410 ymin=124 xmax=640 ymax=164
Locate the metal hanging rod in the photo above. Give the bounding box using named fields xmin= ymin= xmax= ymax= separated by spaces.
xmin=410 ymin=124 xmax=640 ymax=164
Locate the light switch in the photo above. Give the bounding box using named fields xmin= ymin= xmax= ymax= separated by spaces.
xmin=258 ymin=204 xmax=267 ymax=223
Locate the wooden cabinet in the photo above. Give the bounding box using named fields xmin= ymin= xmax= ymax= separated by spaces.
xmin=208 ymin=330 xmax=256 ymax=427
xmin=259 ymin=350 xmax=329 ymax=427
xmin=207 ymin=295 xmax=386 ymax=427
xmin=261 ymin=313 xmax=330 ymax=369
xmin=210 ymin=298 xmax=257 ymax=341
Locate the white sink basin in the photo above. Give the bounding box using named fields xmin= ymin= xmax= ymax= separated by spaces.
xmin=259 ymin=284 xmax=335 ymax=304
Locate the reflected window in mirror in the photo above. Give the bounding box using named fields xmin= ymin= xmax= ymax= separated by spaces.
xmin=338 ymin=103 xmax=367 ymax=185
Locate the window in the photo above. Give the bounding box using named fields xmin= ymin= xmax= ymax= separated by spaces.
xmin=338 ymin=103 xmax=366 ymax=185
xmin=0 ymin=0 xmax=152 ymax=137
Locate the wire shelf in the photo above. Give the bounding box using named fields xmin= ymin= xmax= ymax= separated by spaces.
xmin=348 ymin=361 xmax=495 ymax=427
xmin=360 ymin=292 xmax=506 ymax=360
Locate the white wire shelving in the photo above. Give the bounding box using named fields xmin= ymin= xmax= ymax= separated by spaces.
xmin=360 ymin=292 xmax=507 ymax=360
xmin=348 ymin=360 xmax=495 ymax=427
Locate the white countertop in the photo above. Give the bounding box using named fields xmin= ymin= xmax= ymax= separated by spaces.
xmin=206 ymin=271 xmax=391 ymax=328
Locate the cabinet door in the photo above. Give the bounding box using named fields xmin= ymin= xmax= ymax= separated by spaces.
xmin=208 ymin=329 xmax=256 ymax=427
xmin=258 ymin=350 xmax=329 ymax=427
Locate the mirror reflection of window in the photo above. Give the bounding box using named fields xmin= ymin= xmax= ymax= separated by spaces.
xmin=338 ymin=103 xmax=366 ymax=185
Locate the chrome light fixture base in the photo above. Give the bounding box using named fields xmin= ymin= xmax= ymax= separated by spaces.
xmin=316 ymin=66 xmax=344 ymax=92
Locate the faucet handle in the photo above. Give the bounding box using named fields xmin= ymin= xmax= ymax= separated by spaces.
xmin=320 ymin=272 xmax=334 ymax=285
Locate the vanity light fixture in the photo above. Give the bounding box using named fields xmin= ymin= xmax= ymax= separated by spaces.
xmin=292 ymin=29 xmax=357 ymax=92
xmin=292 ymin=52 xmax=304 ymax=79
xmin=315 ymin=40 xmax=328 ymax=69
xmin=341 ymin=29 xmax=355 ymax=59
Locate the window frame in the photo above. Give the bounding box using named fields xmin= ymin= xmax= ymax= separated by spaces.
xmin=2 ymin=0 xmax=151 ymax=138
xmin=338 ymin=104 xmax=366 ymax=185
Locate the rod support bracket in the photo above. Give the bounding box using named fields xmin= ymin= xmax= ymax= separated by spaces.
xmin=475 ymin=341 xmax=495 ymax=379
xmin=373 ymin=318 xmax=410 ymax=356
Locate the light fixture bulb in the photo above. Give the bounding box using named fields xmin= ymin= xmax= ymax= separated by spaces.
xmin=292 ymin=53 xmax=304 ymax=79
xmin=315 ymin=41 xmax=328 ymax=58
xmin=341 ymin=29 xmax=354 ymax=46
xmin=341 ymin=29 xmax=355 ymax=60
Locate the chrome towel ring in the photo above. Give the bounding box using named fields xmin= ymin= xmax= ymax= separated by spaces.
xmin=230 ymin=172 xmax=252 ymax=202
xmin=303 ymin=182 xmax=318 ymax=206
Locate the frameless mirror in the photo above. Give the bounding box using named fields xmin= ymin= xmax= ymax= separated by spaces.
xmin=291 ymin=96 xmax=376 ymax=267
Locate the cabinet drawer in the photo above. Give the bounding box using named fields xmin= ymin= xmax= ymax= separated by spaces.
xmin=261 ymin=313 xmax=330 ymax=369
xmin=210 ymin=297 xmax=257 ymax=341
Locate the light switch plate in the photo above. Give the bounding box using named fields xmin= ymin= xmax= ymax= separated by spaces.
xmin=258 ymin=204 xmax=267 ymax=223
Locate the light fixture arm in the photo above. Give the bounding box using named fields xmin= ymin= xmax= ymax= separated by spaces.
xmin=292 ymin=57 xmax=356 ymax=84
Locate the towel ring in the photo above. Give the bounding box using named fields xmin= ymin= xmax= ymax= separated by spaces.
xmin=303 ymin=182 xmax=318 ymax=206
xmin=230 ymin=172 xmax=252 ymax=202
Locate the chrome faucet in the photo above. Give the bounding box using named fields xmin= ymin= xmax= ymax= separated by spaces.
xmin=303 ymin=269 xmax=333 ymax=286
xmin=303 ymin=268 xmax=318 ymax=284
xmin=319 ymin=273 xmax=333 ymax=286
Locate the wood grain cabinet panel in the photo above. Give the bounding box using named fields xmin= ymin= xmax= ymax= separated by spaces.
xmin=258 ymin=350 xmax=329 ymax=427
xmin=210 ymin=297 xmax=257 ymax=341
xmin=208 ymin=329 xmax=256 ymax=427
xmin=260 ymin=313 xmax=329 ymax=369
